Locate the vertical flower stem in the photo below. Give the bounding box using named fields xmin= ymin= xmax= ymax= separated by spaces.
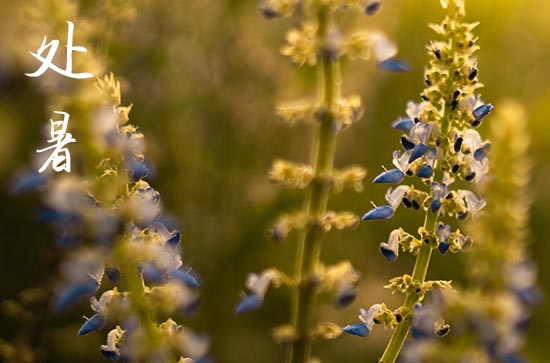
xmin=379 ymin=211 xmax=438 ymax=363
xmin=114 ymin=240 xmax=161 ymax=358
xmin=288 ymin=6 xmax=339 ymax=363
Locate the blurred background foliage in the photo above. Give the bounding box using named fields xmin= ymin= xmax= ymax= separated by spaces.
xmin=0 ymin=0 xmax=548 ymax=362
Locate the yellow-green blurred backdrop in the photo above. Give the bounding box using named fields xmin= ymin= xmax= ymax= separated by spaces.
xmin=0 ymin=0 xmax=548 ymax=362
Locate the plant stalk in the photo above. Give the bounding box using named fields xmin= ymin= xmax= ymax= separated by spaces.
xmin=378 ymin=211 xmax=438 ymax=363
xmin=288 ymin=6 xmax=340 ymax=363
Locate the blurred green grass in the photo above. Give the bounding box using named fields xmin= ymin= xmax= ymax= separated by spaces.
xmin=0 ymin=0 xmax=548 ymax=362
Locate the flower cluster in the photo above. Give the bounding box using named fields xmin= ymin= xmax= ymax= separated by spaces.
xmin=235 ymin=1 xmax=406 ymax=363
xmin=344 ymin=1 xmax=493 ymax=362
xmin=14 ymin=74 xmax=208 ymax=363
xmin=400 ymin=102 xmax=540 ymax=363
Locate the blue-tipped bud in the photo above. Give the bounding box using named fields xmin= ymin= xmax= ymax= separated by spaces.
xmin=260 ymin=5 xmax=280 ymax=19
xmin=142 ymin=264 xmax=165 ymax=285
xmin=234 ymin=294 xmax=263 ymax=314
xmin=11 ymin=170 xmax=46 ymax=194
xmin=411 ymin=325 xmax=430 ymax=340
xmin=438 ymin=242 xmax=451 ymax=254
xmin=378 ymin=58 xmax=411 ymax=72
xmin=100 ymin=348 xmax=120 ymax=361
xmin=181 ymin=296 xmax=202 ymax=317
xmin=336 ymin=289 xmax=357 ymax=309
xmin=362 ymin=205 xmax=394 ymax=221
xmin=401 ymin=136 xmax=416 ymax=150
xmin=409 ymin=143 xmax=428 ymax=163
xmin=171 ymin=269 xmax=201 ymax=288
xmin=55 ymin=279 xmax=100 ymax=312
xmin=474 ymin=143 xmax=491 ymax=161
xmin=430 ymin=199 xmax=442 ymax=213
xmin=391 ymin=118 xmax=414 ymax=132
xmin=342 ymin=323 xmax=370 ymax=337
xmin=454 ymin=137 xmax=463 ymax=152
xmin=105 ymin=267 xmax=121 ymax=283
xmin=416 ymin=165 xmax=433 ymax=179
xmin=516 ymin=286 xmax=542 ymax=307
xmin=373 ymin=169 xmax=405 ymax=184
xmin=166 ymin=230 xmax=181 ymax=247
xmin=128 ymin=159 xmax=150 ymax=182
xmin=380 ymin=245 xmax=398 ymax=261
xmin=435 ymin=324 xmax=450 ymax=337
xmin=472 ymin=104 xmax=494 ymax=121
xmin=501 ymin=353 xmax=524 ymax=363
xmin=364 ymin=1 xmax=382 ymax=15
xmin=78 ymin=313 xmax=106 ymax=336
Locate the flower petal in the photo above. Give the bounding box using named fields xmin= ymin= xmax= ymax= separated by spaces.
xmin=55 ymin=279 xmax=100 ymax=312
xmin=342 ymin=323 xmax=370 ymax=337
xmin=335 ymin=289 xmax=356 ymax=309
xmin=409 ymin=143 xmax=428 ymax=163
xmin=234 ymin=294 xmax=263 ymax=315
xmin=362 ymin=205 xmax=394 ymax=221
xmin=391 ymin=118 xmax=415 ymax=132
xmin=171 ymin=269 xmax=201 ymax=288
xmin=373 ymin=169 xmax=405 ymax=184
xmin=380 ymin=243 xmax=398 ymax=261
xmin=364 ymin=1 xmax=382 ymax=15
xmin=11 ymin=170 xmax=46 ymax=194
xmin=416 ymin=165 xmax=433 ymax=179
xmin=378 ymin=58 xmax=411 ymax=72
xmin=438 ymin=242 xmax=451 ymax=254
xmin=472 ymin=103 xmax=494 ymax=121
xmin=78 ymin=313 xmax=106 ymax=336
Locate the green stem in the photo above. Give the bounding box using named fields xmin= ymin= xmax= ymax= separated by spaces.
xmin=379 ymin=212 xmax=438 ymax=363
xmin=288 ymin=7 xmax=340 ymax=363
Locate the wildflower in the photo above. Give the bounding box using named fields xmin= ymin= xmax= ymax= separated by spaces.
xmin=350 ymin=2 xmax=493 ymax=362
xmin=19 ymin=73 xmax=208 ymax=362
xmin=379 ymin=229 xmax=402 ymax=261
xmin=239 ymin=2 xmax=406 ymax=363
xmin=235 ymin=269 xmax=282 ymax=314
xmin=362 ymin=204 xmax=394 ymax=221
xmin=343 ymin=303 xmax=392 ymax=337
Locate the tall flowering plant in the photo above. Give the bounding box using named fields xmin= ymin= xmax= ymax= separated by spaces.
xmin=234 ymin=1 xmax=407 ymax=363
xmin=400 ymin=101 xmax=540 ymax=363
xmin=343 ymin=1 xmax=494 ymax=362
xmin=13 ymin=73 xmax=208 ymax=363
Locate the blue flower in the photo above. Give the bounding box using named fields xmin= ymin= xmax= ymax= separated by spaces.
xmin=234 ymin=270 xmax=278 ymax=314
xmin=343 ymin=304 xmax=384 ymax=338
xmin=391 ymin=117 xmax=415 ymax=132
xmin=380 ymin=229 xmax=401 ymax=261
xmin=378 ymin=58 xmax=411 ymax=72
xmin=55 ymin=279 xmax=100 ymax=312
xmin=416 ymin=165 xmax=433 ymax=179
xmin=78 ymin=313 xmax=107 ymax=336
xmin=10 ymin=170 xmax=46 ymax=194
xmin=342 ymin=323 xmax=369 ymax=337
xmin=362 ymin=205 xmax=394 ymax=220
xmin=364 ymin=0 xmax=382 ymax=16
xmin=234 ymin=294 xmax=263 ymax=315
xmin=373 ymin=169 xmax=405 ymax=184
xmin=472 ymin=103 xmax=494 ymax=123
